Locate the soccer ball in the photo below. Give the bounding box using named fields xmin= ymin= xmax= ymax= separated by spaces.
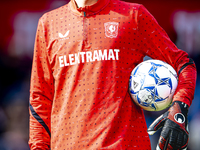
xmin=129 ymin=59 xmax=178 ymax=111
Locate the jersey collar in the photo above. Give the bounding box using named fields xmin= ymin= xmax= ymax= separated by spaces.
xmin=69 ymin=0 xmax=110 ymax=17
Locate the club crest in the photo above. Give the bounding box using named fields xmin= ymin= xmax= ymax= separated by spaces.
xmin=104 ymin=22 xmax=119 ymax=38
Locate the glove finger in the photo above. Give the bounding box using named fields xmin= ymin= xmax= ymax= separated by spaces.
xmin=181 ymin=135 xmax=189 ymax=150
xmin=147 ymin=112 xmax=168 ymax=135
xmin=168 ymin=129 xmax=178 ymax=150
xmin=157 ymin=135 xmax=169 ymax=150
xmin=177 ymin=132 xmax=188 ymax=150
xmin=158 ymin=124 xmax=171 ymax=150
xmin=176 ymin=131 xmax=183 ymax=149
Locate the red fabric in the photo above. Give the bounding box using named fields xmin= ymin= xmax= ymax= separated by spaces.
xmin=136 ymin=5 xmax=196 ymax=106
xmin=29 ymin=0 xmax=196 ymax=149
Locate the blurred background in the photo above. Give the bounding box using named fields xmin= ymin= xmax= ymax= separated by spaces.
xmin=0 ymin=0 xmax=199 ymax=149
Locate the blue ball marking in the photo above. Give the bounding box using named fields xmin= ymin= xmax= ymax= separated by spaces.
xmin=151 ymin=103 xmax=156 ymax=110
xmin=133 ymin=65 xmax=140 ymax=76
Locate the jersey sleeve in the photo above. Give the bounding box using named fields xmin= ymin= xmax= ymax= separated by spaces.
xmin=29 ymin=16 xmax=54 ymax=149
xmin=136 ymin=5 xmax=197 ymax=106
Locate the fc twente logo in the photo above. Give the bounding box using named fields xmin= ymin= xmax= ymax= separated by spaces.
xmin=104 ymin=22 xmax=119 ymax=38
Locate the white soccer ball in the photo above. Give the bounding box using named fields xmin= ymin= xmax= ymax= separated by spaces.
xmin=129 ymin=59 xmax=178 ymax=111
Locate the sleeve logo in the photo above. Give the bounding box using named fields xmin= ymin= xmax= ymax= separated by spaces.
xmin=104 ymin=22 xmax=119 ymax=38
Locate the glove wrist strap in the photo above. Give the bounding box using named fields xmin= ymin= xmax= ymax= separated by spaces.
xmin=173 ymin=101 xmax=189 ymax=115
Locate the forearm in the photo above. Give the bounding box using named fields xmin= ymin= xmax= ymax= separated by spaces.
xmin=173 ymin=62 xmax=197 ymax=106
xmin=29 ymin=92 xmax=52 ymax=149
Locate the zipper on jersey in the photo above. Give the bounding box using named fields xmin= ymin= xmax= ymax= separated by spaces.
xmin=82 ymin=10 xmax=90 ymax=49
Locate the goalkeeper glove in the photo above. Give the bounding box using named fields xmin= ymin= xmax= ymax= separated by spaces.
xmin=147 ymin=101 xmax=189 ymax=150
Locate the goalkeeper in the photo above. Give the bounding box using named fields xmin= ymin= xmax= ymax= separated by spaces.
xmin=29 ymin=0 xmax=197 ymax=149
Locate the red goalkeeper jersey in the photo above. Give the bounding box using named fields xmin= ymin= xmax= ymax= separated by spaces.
xmin=29 ymin=0 xmax=196 ymax=149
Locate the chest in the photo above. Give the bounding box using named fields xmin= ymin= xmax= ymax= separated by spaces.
xmin=46 ymin=10 xmax=143 ymax=78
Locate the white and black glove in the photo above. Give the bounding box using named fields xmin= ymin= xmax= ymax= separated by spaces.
xmin=147 ymin=101 xmax=189 ymax=150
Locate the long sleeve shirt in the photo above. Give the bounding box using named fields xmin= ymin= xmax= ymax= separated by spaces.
xmin=29 ymin=0 xmax=197 ymax=149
